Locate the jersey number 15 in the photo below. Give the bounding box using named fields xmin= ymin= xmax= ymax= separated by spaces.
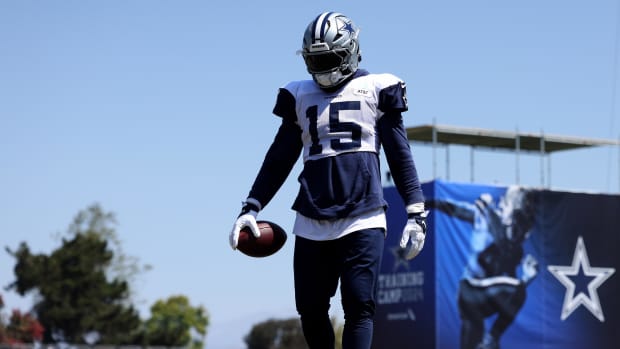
xmin=306 ymin=101 xmax=362 ymax=156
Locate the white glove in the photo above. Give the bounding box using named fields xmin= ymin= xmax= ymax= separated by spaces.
xmin=400 ymin=203 xmax=428 ymax=260
xmin=229 ymin=199 xmax=261 ymax=250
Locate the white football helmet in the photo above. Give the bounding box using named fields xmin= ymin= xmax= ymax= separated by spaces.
xmin=300 ymin=12 xmax=361 ymax=88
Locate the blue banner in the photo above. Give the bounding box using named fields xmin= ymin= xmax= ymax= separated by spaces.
xmin=371 ymin=182 xmax=436 ymax=349
xmin=373 ymin=180 xmax=620 ymax=349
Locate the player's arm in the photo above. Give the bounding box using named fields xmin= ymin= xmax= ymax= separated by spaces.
xmin=378 ymin=111 xmax=424 ymax=206
xmin=376 ymin=79 xmax=423 ymax=206
xmin=230 ymin=89 xmax=301 ymax=250
xmin=230 ymin=119 xmax=301 ymax=250
xmin=378 ymin=113 xmax=427 ymax=261
xmin=427 ymin=199 xmax=475 ymax=223
xmin=247 ymin=118 xmax=302 ymax=208
xmin=246 ymin=88 xmax=303 ymax=208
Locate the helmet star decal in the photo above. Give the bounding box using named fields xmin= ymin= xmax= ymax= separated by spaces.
xmin=341 ymin=22 xmax=354 ymax=35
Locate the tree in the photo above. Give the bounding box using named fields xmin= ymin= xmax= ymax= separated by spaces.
xmin=60 ymin=204 xmax=152 ymax=305
xmin=244 ymin=316 xmax=345 ymax=349
xmin=244 ymin=318 xmax=308 ymax=349
xmin=0 ymin=294 xmax=6 ymax=343
xmin=5 ymin=204 xmax=143 ymax=344
xmin=5 ymin=309 xmax=45 ymax=343
xmin=0 ymin=293 xmax=45 ymax=344
xmin=143 ymin=295 xmax=209 ymax=349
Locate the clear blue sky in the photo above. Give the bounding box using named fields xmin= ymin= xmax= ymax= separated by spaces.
xmin=1 ymin=1 xmax=619 ymax=348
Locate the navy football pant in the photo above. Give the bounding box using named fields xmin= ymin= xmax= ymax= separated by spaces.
xmin=294 ymin=228 xmax=385 ymax=349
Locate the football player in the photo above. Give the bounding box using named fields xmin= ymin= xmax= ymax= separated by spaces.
xmin=229 ymin=12 xmax=426 ymax=349
xmin=427 ymin=187 xmax=539 ymax=349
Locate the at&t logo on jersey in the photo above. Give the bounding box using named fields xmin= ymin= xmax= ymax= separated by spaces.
xmin=354 ymin=88 xmax=370 ymax=97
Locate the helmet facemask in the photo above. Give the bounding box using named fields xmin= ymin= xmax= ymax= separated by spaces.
xmin=300 ymin=12 xmax=361 ymax=89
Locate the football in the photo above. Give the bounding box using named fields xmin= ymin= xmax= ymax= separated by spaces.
xmin=237 ymin=220 xmax=287 ymax=258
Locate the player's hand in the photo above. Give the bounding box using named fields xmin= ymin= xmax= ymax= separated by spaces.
xmin=229 ymin=200 xmax=261 ymax=250
xmin=400 ymin=207 xmax=428 ymax=260
xmin=521 ymin=254 xmax=539 ymax=284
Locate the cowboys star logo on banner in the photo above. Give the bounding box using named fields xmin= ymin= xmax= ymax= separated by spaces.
xmin=547 ymin=236 xmax=615 ymax=322
xmin=391 ymin=244 xmax=411 ymax=271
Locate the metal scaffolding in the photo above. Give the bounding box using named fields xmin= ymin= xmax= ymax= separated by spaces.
xmin=406 ymin=123 xmax=620 ymax=189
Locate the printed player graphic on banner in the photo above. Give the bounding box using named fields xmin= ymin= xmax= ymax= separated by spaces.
xmin=372 ymin=180 xmax=619 ymax=349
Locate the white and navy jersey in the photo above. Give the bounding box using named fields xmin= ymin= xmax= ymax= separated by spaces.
xmin=248 ymin=69 xmax=424 ymax=225
xmin=280 ymin=72 xmax=407 ymax=162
